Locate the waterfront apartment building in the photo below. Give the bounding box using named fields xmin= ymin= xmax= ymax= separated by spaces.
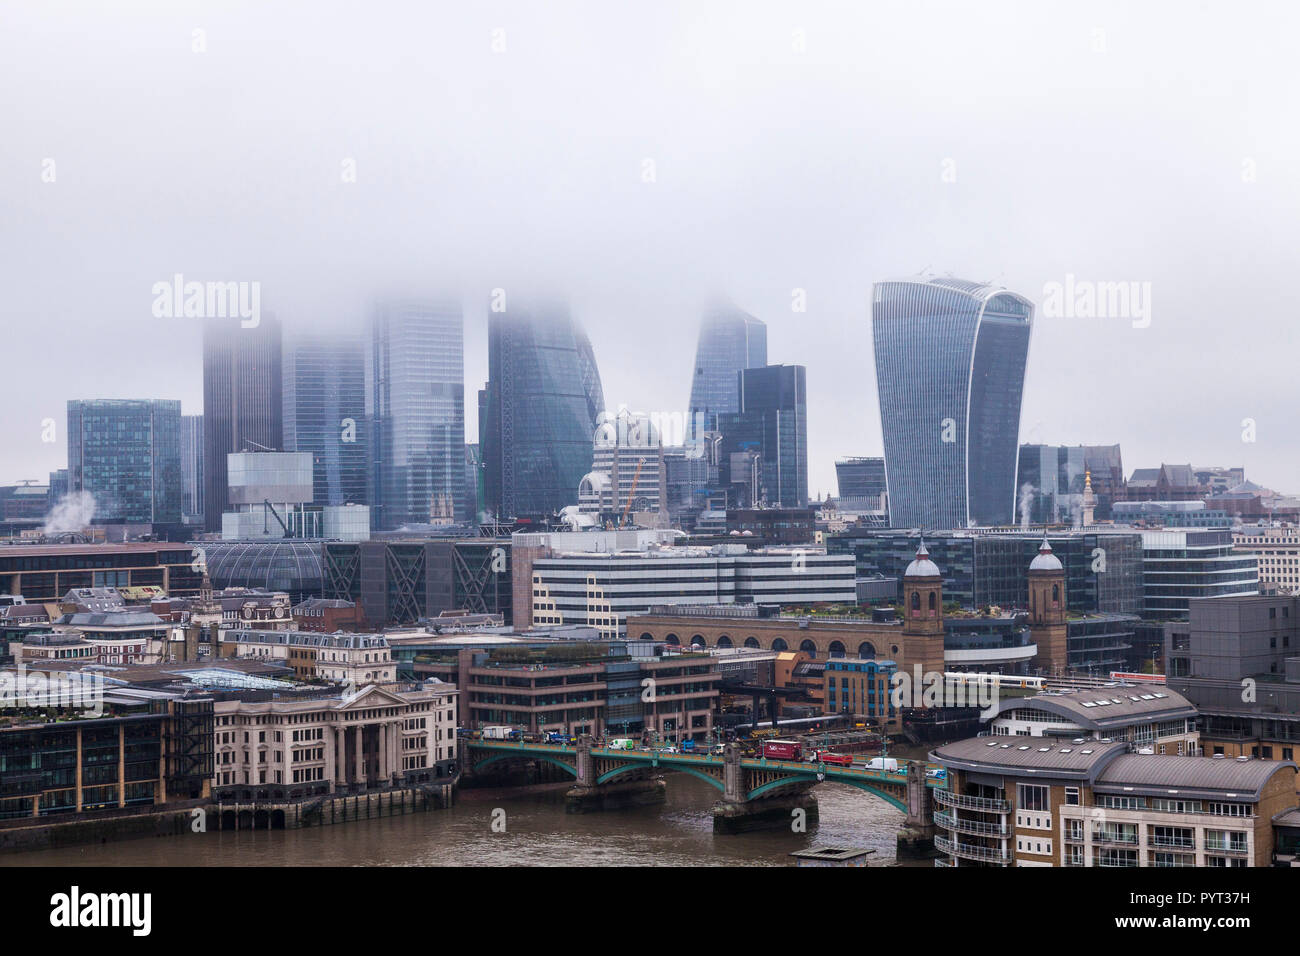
xmin=931 ymin=736 xmax=1296 ymax=867
xmin=67 ymin=399 xmax=183 ymax=528
xmin=212 ymin=681 xmax=458 ymax=796
xmin=985 ymin=685 xmax=1200 ymax=755
xmin=872 ymin=277 xmax=1032 ymax=528
xmin=202 ymin=314 xmax=284 ymax=532
xmin=1235 ymin=527 xmax=1300 ymax=595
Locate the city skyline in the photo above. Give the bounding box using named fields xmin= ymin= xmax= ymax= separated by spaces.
xmin=5 ymin=3 xmax=1298 ymax=499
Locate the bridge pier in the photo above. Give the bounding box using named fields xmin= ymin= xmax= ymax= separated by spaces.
xmin=564 ymin=735 xmax=666 ymax=814
xmin=896 ymin=759 xmax=937 ymax=859
xmin=712 ymin=788 xmax=819 ymax=834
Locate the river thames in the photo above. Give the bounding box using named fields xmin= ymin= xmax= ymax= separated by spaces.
xmin=5 ymin=772 xmax=929 ymax=867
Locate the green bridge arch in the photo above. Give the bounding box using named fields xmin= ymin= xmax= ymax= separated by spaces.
xmin=596 ymin=762 xmax=724 ymax=791
xmin=473 ymin=752 xmax=577 ymax=779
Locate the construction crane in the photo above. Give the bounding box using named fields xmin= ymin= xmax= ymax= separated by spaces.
xmin=620 ymin=458 xmax=647 ymax=529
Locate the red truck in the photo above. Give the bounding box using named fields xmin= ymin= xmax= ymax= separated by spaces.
xmin=815 ymin=751 xmax=853 ymax=767
xmin=762 ymin=740 xmax=803 ymax=761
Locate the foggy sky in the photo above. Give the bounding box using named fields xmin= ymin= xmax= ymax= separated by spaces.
xmin=3 ymin=0 xmax=1298 ymax=499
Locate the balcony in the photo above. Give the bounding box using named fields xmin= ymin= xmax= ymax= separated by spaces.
xmin=1149 ymin=837 xmax=1196 ymax=850
xmin=933 ymin=789 xmax=1010 ymax=813
xmin=935 ymin=834 xmax=1010 ymax=864
xmin=934 ymin=810 xmax=1009 ymax=838
xmin=1091 ymin=830 xmax=1139 ymax=846
xmin=1205 ymin=841 xmax=1250 ymax=856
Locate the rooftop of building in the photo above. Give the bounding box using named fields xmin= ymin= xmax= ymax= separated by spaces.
xmin=991 ymin=685 xmax=1196 ymax=729
xmin=1095 ymin=753 xmax=1296 ymax=800
xmin=225 ymin=628 xmax=389 ymax=649
xmin=932 ymin=736 xmax=1129 ymax=776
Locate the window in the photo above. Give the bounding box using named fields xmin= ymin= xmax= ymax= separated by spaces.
xmin=1064 ymin=787 xmax=1080 ymax=806
xmin=1017 ymin=783 xmax=1049 ymax=812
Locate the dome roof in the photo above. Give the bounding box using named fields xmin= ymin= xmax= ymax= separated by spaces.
xmin=904 ymin=540 xmax=942 ymax=578
xmin=1029 ymin=535 xmax=1063 ymax=572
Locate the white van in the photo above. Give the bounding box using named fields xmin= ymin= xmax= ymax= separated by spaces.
xmin=863 ymin=756 xmax=900 ymax=772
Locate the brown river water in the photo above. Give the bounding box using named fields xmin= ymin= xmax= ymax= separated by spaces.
xmin=4 ymin=772 xmax=930 ymax=868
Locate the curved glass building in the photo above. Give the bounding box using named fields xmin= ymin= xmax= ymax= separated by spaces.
xmin=871 ymin=277 xmax=1032 ymax=529
xmin=687 ymin=302 xmax=767 ymax=436
xmin=482 ymin=303 xmax=605 ymax=519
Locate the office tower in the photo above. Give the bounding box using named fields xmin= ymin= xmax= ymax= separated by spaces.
xmin=369 ymin=301 xmax=468 ymax=530
xmin=835 ymin=457 xmax=887 ymax=510
xmin=48 ymin=469 xmax=69 ymax=504
xmin=688 ymin=302 xmax=767 ymax=436
xmin=581 ymin=409 xmax=666 ymax=521
xmin=871 ymin=277 xmax=1032 ymax=529
xmin=179 ymin=415 xmax=204 ymax=523
xmin=283 ymin=333 xmax=367 ymax=508
xmin=67 ymin=399 xmax=183 ymax=525
xmin=718 ymin=364 xmax=808 ymax=508
xmin=482 ymin=302 xmax=605 ymax=519
xmin=1016 ymin=444 xmax=1124 ymax=525
xmin=202 ymin=315 xmax=284 ymax=531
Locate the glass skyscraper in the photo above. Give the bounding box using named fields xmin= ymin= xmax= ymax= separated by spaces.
xmin=202 ymin=315 xmax=284 ymax=531
xmin=283 ymin=333 xmax=367 ymax=507
xmin=180 ymin=414 xmax=204 ymax=522
xmin=687 ymin=303 xmax=767 ymax=436
xmin=482 ymin=302 xmax=604 ymax=519
xmin=67 ymin=399 xmax=183 ymax=525
xmin=871 ymin=277 xmax=1032 ymax=529
xmin=718 ymin=364 xmax=807 ymax=508
xmin=369 ymin=301 xmax=468 ymax=530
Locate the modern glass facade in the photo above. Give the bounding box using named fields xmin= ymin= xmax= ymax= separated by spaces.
xmin=482 ymin=303 xmax=604 ymax=519
xmin=369 ymin=302 xmax=468 ymax=530
xmin=1016 ymin=443 xmax=1124 ymax=523
xmin=872 ymin=278 xmax=1032 ymax=529
xmin=67 ymin=399 xmax=182 ymax=525
xmin=718 ymin=364 xmax=807 ymax=508
xmin=283 ymin=333 xmax=367 ymax=507
xmin=835 ymin=457 xmax=887 ymax=508
xmin=179 ymin=415 xmax=203 ymax=522
xmin=1141 ymin=530 xmax=1259 ymax=620
xmin=202 ymin=315 xmax=284 ymax=531
xmin=827 ymin=529 xmax=1144 ymax=615
xmin=687 ymin=303 xmax=767 ymax=436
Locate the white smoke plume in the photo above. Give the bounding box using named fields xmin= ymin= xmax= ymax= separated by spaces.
xmin=1018 ymin=483 xmax=1035 ymax=529
xmin=43 ymin=491 xmax=96 ymax=535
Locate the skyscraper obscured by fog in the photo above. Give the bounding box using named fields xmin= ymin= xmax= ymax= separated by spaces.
xmin=718 ymin=364 xmax=808 ymax=508
xmin=283 ymin=333 xmax=367 ymax=508
xmin=369 ymin=302 xmax=468 ymax=530
xmin=202 ymin=315 xmax=283 ymax=531
xmin=68 ymin=399 xmax=182 ymax=526
xmin=872 ymin=277 xmax=1032 ymax=529
xmin=688 ymin=303 xmax=767 ymax=436
xmin=482 ymin=303 xmax=604 ymax=519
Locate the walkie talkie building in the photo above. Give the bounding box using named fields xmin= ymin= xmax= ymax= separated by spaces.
xmin=871 ymin=277 xmax=1032 ymax=529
